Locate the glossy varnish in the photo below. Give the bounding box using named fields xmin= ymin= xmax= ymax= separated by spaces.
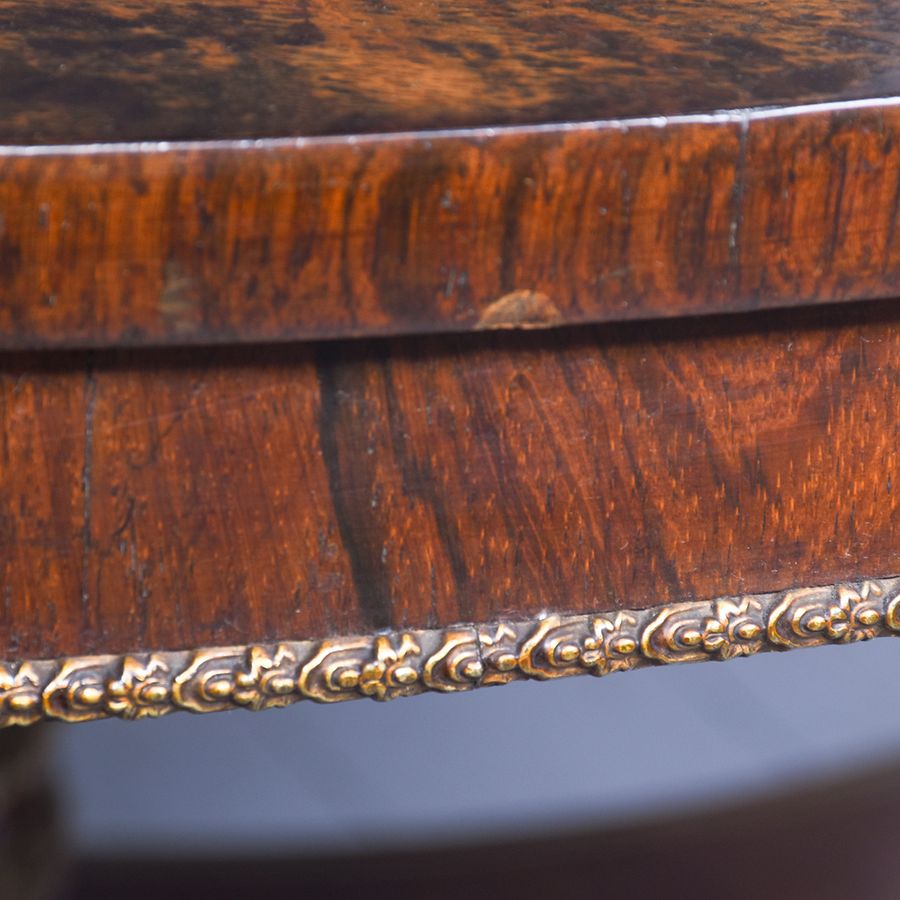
xmin=0 ymin=1 xmax=898 ymax=348
xmin=0 ymin=0 xmax=898 ymax=143
xmin=2 ymin=0 xmax=900 ymax=667
xmin=0 ymin=104 xmax=899 ymax=348
xmin=1 ymin=302 xmax=899 ymax=660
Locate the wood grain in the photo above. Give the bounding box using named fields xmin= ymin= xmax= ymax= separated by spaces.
xmin=2 ymin=300 xmax=899 ymax=661
xmin=0 ymin=0 xmax=898 ymax=144
xmin=1 ymin=0 xmax=900 ymax=348
xmin=1 ymin=103 xmax=900 ymax=349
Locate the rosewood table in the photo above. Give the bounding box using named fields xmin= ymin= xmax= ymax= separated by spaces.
xmin=0 ymin=1 xmax=899 ymax=732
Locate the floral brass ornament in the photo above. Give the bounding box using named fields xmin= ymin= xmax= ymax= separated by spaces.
xmin=478 ymin=623 xmax=522 ymax=686
xmin=105 ymin=655 xmax=172 ymax=719
xmin=1 ymin=576 xmax=899 ymax=727
xmin=299 ymin=633 xmax=423 ymax=702
xmin=518 ymin=616 xmax=594 ymax=679
xmin=174 ymin=644 xmax=301 ymax=713
xmin=43 ymin=657 xmax=115 ymax=723
xmin=242 ymin=644 xmax=300 ymax=710
xmin=515 ymin=612 xmax=641 ymax=679
xmin=767 ymin=581 xmax=889 ymax=648
xmin=421 ymin=628 xmax=482 ymax=692
xmin=172 ymin=648 xmax=246 ymax=714
xmin=584 ymin=613 xmax=641 ymax=674
xmin=0 ymin=662 xmax=43 ymax=726
xmin=886 ymin=585 xmax=900 ymax=633
xmin=839 ymin=582 xmax=889 ymax=641
xmin=642 ymin=597 xmax=765 ymax=664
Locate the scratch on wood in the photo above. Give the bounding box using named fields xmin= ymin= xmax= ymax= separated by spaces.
xmin=80 ymin=367 xmax=97 ymax=624
xmin=476 ymin=290 xmax=562 ymax=330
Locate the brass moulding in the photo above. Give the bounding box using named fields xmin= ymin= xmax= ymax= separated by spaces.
xmin=1 ymin=577 xmax=899 ymax=726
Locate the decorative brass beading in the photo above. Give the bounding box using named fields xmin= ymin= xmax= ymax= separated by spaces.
xmin=2 ymin=577 xmax=899 ymax=726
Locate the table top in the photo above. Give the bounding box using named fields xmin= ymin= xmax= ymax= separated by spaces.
xmin=0 ymin=1 xmax=898 ymax=350
xmin=1 ymin=0 xmax=899 ymax=146
xmin=2 ymin=2 xmax=900 ymax=731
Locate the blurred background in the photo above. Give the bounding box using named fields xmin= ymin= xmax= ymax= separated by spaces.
xmin=52 ymin=635 xmax=900 ymax=854
xmin=7 ymin=637 xmax=900 ymax=897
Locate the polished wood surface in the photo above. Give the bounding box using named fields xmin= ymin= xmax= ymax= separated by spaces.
xmin=2 ymin=1 xmax=900 ymax=732
xmin=1 ymin=0 xmax=898 ymax=144
xmin=0 ymin=2 xmax=898 ymax=349
xmin=2 ymin=301 xmax=899 ymax=661
xmin=0 ymin=103 xmax=899 ymax=350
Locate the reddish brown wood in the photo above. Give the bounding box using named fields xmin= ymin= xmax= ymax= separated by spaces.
xmin=1 ymin=0 xmax=898 ymax=144
xmin=2 ymin=0 xmax=899 ymax=665
xmin=2 ymin=301 xmax=899 ymax=661
xmin=0 ymin=0 xmax=899 ymax=348
xmin=0 ymin=104 xmax=899 ymax=349
xmin=0 ymin=363 xmax=86 ymax=659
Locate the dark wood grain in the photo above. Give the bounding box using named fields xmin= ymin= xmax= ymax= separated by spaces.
xmin=0 ymin=363 xmax=87 ymax=659
xmin=1 ymin=0 xmax=899 ymax=144
xmin=2 ymin=301 xmax=899 ymax=661
xmin=1 ymin=103 xmax=900 ymax=349
xmin=1 ymin=0 xmax=900 ymax=348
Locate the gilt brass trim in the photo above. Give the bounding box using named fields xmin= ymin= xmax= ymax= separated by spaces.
xmin=2 ymin=577 xmax=898 ymax=726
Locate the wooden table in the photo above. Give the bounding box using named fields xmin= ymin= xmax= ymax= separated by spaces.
xmin=0 ymin=0 xmax=899 ymax=726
